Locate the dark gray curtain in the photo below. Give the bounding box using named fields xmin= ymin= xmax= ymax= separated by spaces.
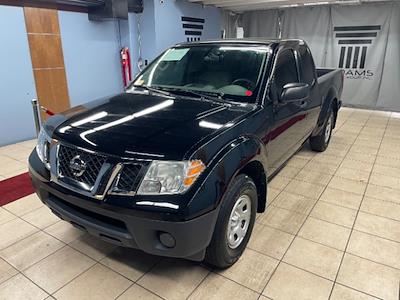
xmin=237 ymin=2 xmax=400 ymax=111
xmin=221 ymin=10 xmax=239 ymax=38
xmin=242 ymin=10 xmax=280 ymax=39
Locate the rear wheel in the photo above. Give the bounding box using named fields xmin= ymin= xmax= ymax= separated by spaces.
xmin=205 ymin=174 xmax=257 ymax=268
xmin=310 ymin=109 xmax=334 ymax=152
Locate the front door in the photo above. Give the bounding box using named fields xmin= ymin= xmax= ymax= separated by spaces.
xmin=266 ymin=48 xmax=309 ymax=174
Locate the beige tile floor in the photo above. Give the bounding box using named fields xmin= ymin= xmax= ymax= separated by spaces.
xmin=0 ymin=107 xmax=400 ymax=300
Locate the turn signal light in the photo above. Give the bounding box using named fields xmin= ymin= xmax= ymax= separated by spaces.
xmin=183 ymin=160 xmax=205 ymax=187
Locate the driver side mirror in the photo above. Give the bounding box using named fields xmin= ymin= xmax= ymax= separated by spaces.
xmin=280 ymin=83 xmax=310 ymax=103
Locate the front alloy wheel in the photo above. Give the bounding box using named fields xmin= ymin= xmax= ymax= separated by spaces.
xmin=205 ymin=174 xmax=257 ymax=269
xmin=227 ymin=195 xmax=252 ymax=249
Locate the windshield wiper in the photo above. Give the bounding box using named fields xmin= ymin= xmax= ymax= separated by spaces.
xmin=154 ymin=87 xmax=229 ymax=105
xmin=129 ymin=85 xmax=174 ymax=97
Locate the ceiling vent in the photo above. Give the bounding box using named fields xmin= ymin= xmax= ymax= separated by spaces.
xmin=88 ymin=0 xmax=142 ymax=20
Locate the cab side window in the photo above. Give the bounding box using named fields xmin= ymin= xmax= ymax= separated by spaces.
xmin=298 ymin=45 xmax=316 ymax=86
xmin=274 ymin=50 xmax=299 ymax=97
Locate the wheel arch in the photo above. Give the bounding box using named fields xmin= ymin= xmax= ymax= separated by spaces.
xmin=312 ymin=88 xmax=338 ymax=136
xmin=331 ymin=97 xmax=339 ymax=128
xmin=238 ymin=160 xmax=267 ymax=213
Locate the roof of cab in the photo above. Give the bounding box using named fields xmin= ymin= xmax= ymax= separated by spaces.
xmin=175 ymin=38 xmax=305 ymax=47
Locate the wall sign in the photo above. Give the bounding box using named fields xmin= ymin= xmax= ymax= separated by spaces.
xmin=182 ymin=16 xmax=204 ymax=42
xmin=334 ymin=25 xmax=381 ymax=80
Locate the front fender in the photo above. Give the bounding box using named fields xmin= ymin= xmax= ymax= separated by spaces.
xmin=185 ymin=136 xmax=267 ymax=217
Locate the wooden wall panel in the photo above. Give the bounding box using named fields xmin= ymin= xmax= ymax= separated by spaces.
xmin=24 ymin=7 xmax=59 ymax=34
xmin=34 ymin=69 xmax=70 ymax=119
xmin=24 ymin=7 xmax=70 ymax=120
xmin=28 ymin=35 xmax=64 ymax=69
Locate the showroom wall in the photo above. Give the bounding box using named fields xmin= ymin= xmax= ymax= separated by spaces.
xmin=154 ymin=0 xmax=221 ymax=54
xmin=236 ymin=2 xmax=400 ymax=111
xmin=0 ymin=1 xmax=221 ymax=146
xmin=60 ymin=0 xmax=221 ymax=106
xmin=129 ymin=0 xmax=221 ymax=76
xmin=0 ymin=5 xmax=37 ymax=146
xmin=128 ymin=0 xmax=157 ymax=76
xmin=59 ymin=11 xmax=125 ymax=107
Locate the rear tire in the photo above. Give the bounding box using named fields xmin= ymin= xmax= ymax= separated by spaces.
xmin=310 ymin=109 xmax=334 ymax=152
xmin=205 ymin=174 xmax=257 ymax=269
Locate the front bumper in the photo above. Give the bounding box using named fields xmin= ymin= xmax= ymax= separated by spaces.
xmin=29 ymin=163 xmax=219 ymax=261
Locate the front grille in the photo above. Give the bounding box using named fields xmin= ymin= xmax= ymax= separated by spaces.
xmin=58 ymin=144 xmax=106 ymax=189
xmin=115 ymin=163 xmax=143 ymax=193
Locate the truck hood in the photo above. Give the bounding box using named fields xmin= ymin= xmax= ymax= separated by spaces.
xmin=48 ymin=92 xmax=254 ymax=160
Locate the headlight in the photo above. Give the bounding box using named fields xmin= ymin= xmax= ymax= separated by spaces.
xmin=36 ymin=127 xmax=51 ymax=169
xmin=137 ymin=160 xmax=205 ymax=195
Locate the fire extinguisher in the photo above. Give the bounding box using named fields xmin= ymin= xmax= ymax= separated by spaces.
xmin=120 ymin=47 xmax=132 ymax=87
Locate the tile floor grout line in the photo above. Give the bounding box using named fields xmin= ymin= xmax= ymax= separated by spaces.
xmin=210 ymin=269 xmax=264 ymax=295
xmin=123 ymin=258 xmax=171 ymax=300
xmin=0 ymin=224 xmax=43 ymax=253
xmin=0 ymin=217 xmax=73 ymax=253
xmin=258 ymin=109 xmax=355 ymax=298
xmin=350 ymin=227 xmax=400 ymax=245
xmin=335 ymin=282 xmax=383 ymax=300
xmin=357 ymin=190 xmax=400 ymax=206
xmin=268 ymin=200 xmax=400 ymax=235
xmin=340 ymin=252 xmax=400 ymax=272
xmin=48 ymin=261 xmax=108 ymax=297
xmin=245 ymin=246 xmax=337 ymax=283
xmin=17 ymin=203 xmax=50 ymax=218
xmin=114 ymin=282 xmax=136 ymax=300
xmin=256 ymin=215 xmax=400 ymax=265
xmin=0 ymin=268 xmax=52 ymax=299
xmin=45 ymin=245 xmax=163 ymax=298
xmin=108 ymin=255 xmax=167 ymax=300
xmin=327 ymin=111 xmax=390 ymax=300
xmin=184 ymin=270 xmax=212 ymax=300
xmin=135 ymin=281 xmax=168 ymax=300
xmin=130 ymin=256 xmax=163 ymax=284
xmin=98 ymin=255 xmax=162 ymax=284
xmin=4 ymin=236 xmax=96 ymax=296
xmin=322 ymin=190 xmax=400 ymax=211
xmin=257 ymin=257 xmax=383 ymax=300
xmin=0 ymin=235 xmax=67 ymax=272
xmin=20 ymin=272 xmax=52 ymax=299
xmin=326 ymin=112 xmax=378 ymax=299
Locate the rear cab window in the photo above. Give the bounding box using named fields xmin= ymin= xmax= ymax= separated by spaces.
xmin=298 ymin=45 xmax=316 ymax=86
xmin=274 ymin=49 xmax=299 ymax=96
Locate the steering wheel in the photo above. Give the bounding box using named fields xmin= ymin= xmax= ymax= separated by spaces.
xmin=232 ymin=78 xmax=255 ymax=90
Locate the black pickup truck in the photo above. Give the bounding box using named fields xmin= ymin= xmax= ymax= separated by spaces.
xmin=29 ymin=39 xmax=343 ymax=268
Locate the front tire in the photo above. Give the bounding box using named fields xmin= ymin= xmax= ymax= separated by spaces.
xmin=310 ymin=109 xmax=334 ymax=152
xmin=205 ymin=174 xmax=257 ymax=269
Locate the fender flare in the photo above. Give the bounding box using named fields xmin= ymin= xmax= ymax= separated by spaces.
xmin=186 ymin=136 xmax=268 ymax=217
xmin=312 ymin=87 xmax=338 ymax=136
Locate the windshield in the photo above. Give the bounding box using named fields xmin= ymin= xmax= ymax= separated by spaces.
xmin=129 ymin=44 xmax=270 ymax=103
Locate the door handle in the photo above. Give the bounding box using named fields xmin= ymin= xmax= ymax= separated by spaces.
xmin=296 ymin=100 xmax=308 ymax=109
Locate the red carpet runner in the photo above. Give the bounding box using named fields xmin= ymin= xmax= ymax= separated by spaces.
xmin=0 ymin=173 xmax=35 ymax=206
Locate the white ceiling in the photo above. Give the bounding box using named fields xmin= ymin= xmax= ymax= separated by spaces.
xmin=188 ymin=0 xmax=393 ymax=12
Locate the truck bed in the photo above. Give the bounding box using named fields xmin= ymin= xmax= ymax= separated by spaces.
xmin=317 ymin=68 xmax=344 ymax=104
